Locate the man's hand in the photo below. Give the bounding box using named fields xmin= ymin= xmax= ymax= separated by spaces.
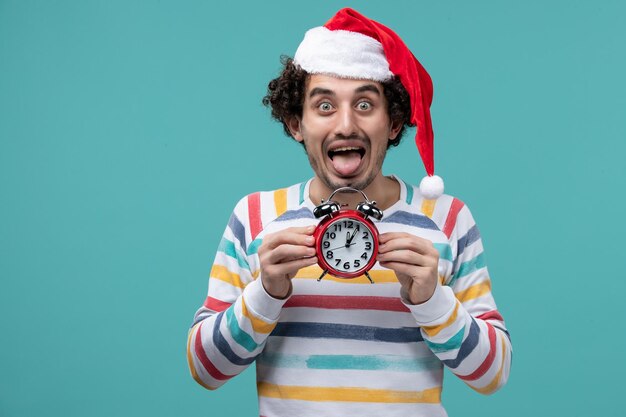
xmin=258 ymin=225 xmax=318 ymax=299
xmin=377 ymin=232 xmax=440 ymax=305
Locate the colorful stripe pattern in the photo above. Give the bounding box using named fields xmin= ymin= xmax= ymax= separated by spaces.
xmin=257 ymin=382 xmax=441 ymax=403
xmin=257 ymin=351 xmax=442 ymax=372
xmin=284 ymin=294 xmax=409 ymax=312
xmin=188 ymin=178 xmax=511 ymax=416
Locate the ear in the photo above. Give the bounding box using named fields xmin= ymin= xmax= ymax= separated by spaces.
xmin=388 ymin=118 xmax=403 ymax=141
xmin=287 ymin=117 xmax=304 ymax=142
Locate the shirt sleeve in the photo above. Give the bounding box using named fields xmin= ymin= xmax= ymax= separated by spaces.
xmin=404 ymin=199 xmax=512 ymax=394
xmin=186 ymin=196 xmax=287 ymax=390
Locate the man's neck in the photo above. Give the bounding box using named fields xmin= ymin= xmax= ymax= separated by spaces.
xmin=309 ymin=174 xmax=400 ymax=211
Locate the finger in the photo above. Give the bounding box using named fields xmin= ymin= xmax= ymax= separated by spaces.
xmin=377 ymin=260 xmax=432 ymax=280
xmin=378 ymin=234 xmax=438 ymax=256
xmin=379 ymin=232 xmax=433 ymax=246
xmin=265 ymin=244 xmax=317 ymax=264
xmin=286 ymin=225 xmax=316 ymax=235
xmin=264 ymin=256 xmax=318 ymax=278
xmin=378 ymin=232 xmax=412 ymax=243
xmin=261 ymin=226 xmax=316 ymax=251
xmin=377 ymin=249 xmax=437 ymax=267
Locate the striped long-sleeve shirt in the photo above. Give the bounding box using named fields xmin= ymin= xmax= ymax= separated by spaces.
xmin=187 ymin=176 xmax=512 ymax=417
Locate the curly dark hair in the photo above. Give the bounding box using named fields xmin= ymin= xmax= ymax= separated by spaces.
xmin=262 ymin=56 xmax=414 ymax=148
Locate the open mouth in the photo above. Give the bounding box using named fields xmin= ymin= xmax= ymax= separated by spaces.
xmin=328 ymin=146 xmax=366 ymax=176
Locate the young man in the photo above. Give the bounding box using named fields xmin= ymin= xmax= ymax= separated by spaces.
xmin=187 ymin=8 xmax=511 ymax=417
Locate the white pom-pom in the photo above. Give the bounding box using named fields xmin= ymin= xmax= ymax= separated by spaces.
xmin=419 ymin=175 xmax=444 ymax=200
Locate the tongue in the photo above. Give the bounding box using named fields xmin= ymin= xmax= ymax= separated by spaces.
xmin=331 ymin=151 xmax=362 ymax=176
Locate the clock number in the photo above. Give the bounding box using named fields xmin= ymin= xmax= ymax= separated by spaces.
xmin=326 ymin=251 xmax=333 ymax=259
xmin=354 ymin=260 xmax=361 ymax=268
xmin=333 ymin=224 xmax=342 ymax=232
xmin=362 ymin=231 xmax=370 ymax=239
xmin=342 ymin=220 xmax=354 ymax=229
xmin=343 ymin=261 xmax=350 ymax=270
xmin=361 ymin=252 xmax=368 ymax=259
xmin=334 ymin=258 xmax=342 ymax=267
xmin=365 ymin=242 xmax=372 ymax=250
xmin=323 ymin=241 xmax=330 ymax=249
xmin=325 ymin=232 xmax=336 ymax=239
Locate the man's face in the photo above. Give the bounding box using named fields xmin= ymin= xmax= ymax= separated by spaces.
xmin=288 ymin=74 xmax=401 ymax=192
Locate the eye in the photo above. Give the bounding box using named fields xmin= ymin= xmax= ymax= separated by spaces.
xmin=357 ymin=101 xmax=372 ymax=111
xmin=318 ymin=102 xmax=333 ymax=112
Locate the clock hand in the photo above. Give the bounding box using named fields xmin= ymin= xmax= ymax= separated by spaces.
xmin=346 ymin=228 xmax=358 ymax=245
xmin=327 ymin=242 xmax=356 ymax=252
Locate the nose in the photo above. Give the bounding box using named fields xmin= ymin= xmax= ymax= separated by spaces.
xmin=334 ymin=106 xmax=358 ymax=138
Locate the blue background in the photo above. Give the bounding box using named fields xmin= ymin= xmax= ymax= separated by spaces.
xmin=1 ymin=1 xmax=624 ymax=416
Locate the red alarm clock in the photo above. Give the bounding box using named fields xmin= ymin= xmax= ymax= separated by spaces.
xmin=312 ymin=187 xmax=383 ymax=283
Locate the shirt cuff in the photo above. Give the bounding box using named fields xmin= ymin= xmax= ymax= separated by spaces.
xmin=241 ymin=278 xmax=290 ymax=322
xmin=402 ymin=284 xmax=457 ymax=325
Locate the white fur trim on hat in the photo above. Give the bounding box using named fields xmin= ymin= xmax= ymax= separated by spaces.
xmin=294 ymin=27 xmax=394 ymax=81
xmin=419 ymin=175 xmax=444 ymax=200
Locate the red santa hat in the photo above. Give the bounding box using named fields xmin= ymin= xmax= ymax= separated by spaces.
xmin=294 ymin=8 xmax=444 ymax=199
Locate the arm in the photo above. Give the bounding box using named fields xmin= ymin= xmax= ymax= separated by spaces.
xmin=379 ymin=200 xmax=512 ymax=394
xmin=187 ymin=199 xmax=316 ymax=390
xmin=186 ymin=200 xmax=281 ymax=390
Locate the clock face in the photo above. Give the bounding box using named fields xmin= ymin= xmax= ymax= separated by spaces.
xmin=317 ymin=215 xmax=377 ymax=277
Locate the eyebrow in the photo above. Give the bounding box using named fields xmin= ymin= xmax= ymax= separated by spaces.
xmin=308 ymin=84 xmax=382 ymax=99
xmin=309 ymin=87 xmax=335 ymax=98
xmin=354 ymin=84 xmax=382 ymax=96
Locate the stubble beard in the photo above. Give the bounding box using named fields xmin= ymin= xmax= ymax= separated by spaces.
xmin=302 ymin=135 xmax=388 ymax=192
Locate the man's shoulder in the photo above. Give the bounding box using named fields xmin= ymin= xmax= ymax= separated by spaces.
xmin=229 ymin=180 xmax=313 ymax=239
xmin=232 ymin=180 xmax=310 ymax=213
xmin=395 ymin=177 xmax=465 ymax=211
xmin=395 ymin=177 xmax=473 ymax=239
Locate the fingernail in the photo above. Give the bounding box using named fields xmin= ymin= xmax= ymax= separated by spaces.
xmin=306 ymin=236 xmax=315 ymax=244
